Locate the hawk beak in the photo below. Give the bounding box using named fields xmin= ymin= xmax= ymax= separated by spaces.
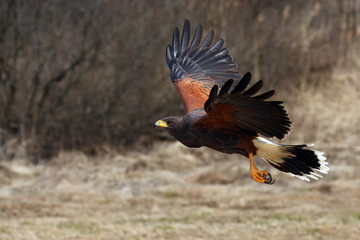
xmin=154 ymin=120 xmax=168 ymax=128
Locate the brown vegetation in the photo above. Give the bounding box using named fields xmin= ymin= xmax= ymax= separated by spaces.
xmin=0 ymin=142 xmax=360 ymax=239
xmin=0 ymin=0 xmax=359 ymax=160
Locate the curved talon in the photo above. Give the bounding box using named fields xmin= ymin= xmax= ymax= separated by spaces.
xmin=248 ymin=153 xmax=275 ymax=184
xmin=263 ymin=172 xmax=275 ymax=185
xmin=250 ymin=169 xmax=275 ymax=184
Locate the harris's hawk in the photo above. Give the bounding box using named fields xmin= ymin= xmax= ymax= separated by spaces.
xmin=154 ymin=19 xmax=329 ymax=184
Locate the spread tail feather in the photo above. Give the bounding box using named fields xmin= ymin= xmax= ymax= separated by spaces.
xmin=253 ymin=137 xmax=329 ymax=181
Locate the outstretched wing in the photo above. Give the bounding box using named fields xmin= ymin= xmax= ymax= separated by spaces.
xmin=195 ymin=72 xmax=292 ymax=139
xmin=166 ymin=19 xmax=242 ymax=113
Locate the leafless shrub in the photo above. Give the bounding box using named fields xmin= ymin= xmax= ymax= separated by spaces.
xmin=0 ymin=0 xmax=359 ymax=161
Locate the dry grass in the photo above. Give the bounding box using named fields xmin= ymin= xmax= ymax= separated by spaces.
xmin=0 ymin=139 xmax=359 ymax=240
xmin=286 ymin=67 xmax=360 ymax=146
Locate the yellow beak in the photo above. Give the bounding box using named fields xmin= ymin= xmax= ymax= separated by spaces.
xmin=154 ymin=120 xmax=168 ymax=128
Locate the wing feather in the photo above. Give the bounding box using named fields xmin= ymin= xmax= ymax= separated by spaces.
xmin=231 ymin=72 xmax=251 ymax=94
xmin=243 ymin=80 xmax=263 ymax=95
xmin=180 ymin=19 xmax=190 ymax=52
xmin=166 ymin=45 xmax=173 ymax=68
xmin=209 ymin=39 xmax=224 ymax=52
xmin=199 ymin=29 xmax=214 ymax=49
xmin=167 ymin=20 xmax=241 ymax=113
xmin=172 ymin=27 xmax=180 ymax=58
xmin=218 ymin=79 xmax=233 ymax=97
xmin=190 ymin=24 xmax=203 ymax=49
xmin=195 ymin=73 xmax=292 ymax=139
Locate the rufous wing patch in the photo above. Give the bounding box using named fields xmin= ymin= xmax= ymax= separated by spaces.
xmin=173 ymin=77 xmax=211 ymax=113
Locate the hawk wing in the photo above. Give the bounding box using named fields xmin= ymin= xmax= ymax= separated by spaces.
xmin=195 ymin=72 xmax=292 ymax=139
xmin=166 ymin=19 xmax=242 ymax=113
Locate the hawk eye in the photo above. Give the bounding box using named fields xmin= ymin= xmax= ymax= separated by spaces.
xmin=166 ymin=121 xmax=173 ymax=127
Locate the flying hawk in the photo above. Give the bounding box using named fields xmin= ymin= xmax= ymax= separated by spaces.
xmin=154 ymin=19 xmax=329 ymax=184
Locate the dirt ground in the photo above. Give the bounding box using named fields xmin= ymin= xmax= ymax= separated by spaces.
xmin=0 ymin=141 xmax=359 ymax=240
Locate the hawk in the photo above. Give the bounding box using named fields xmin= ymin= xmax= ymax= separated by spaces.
xmin=154 ymin=19 xmax=329 ymax=184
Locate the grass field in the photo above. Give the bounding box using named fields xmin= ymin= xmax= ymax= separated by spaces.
xmin=0 ymin=141 xmax=359 ymax=240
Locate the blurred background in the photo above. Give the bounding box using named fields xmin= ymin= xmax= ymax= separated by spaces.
xmin=0 ymin=0 xmax=359 ymax=160
xmin=0 ymin=1 xmax=359 ymax=239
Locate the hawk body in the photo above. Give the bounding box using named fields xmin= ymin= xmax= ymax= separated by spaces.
xmin=162 ymin=109 xmax=253 ymax=156
xmin=155 ymin=19 xmax=329 ymax=184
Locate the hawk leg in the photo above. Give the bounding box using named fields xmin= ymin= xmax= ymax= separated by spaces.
xmin=248 ymin=153 xmax=274 ymax=184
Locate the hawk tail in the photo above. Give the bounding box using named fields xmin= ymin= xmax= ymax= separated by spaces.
xmin=253 ymin=137 xmax=329 ymax=181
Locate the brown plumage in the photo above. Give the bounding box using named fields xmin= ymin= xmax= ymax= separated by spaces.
xmin=154 ymin=19 xmax=329 ymax=184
